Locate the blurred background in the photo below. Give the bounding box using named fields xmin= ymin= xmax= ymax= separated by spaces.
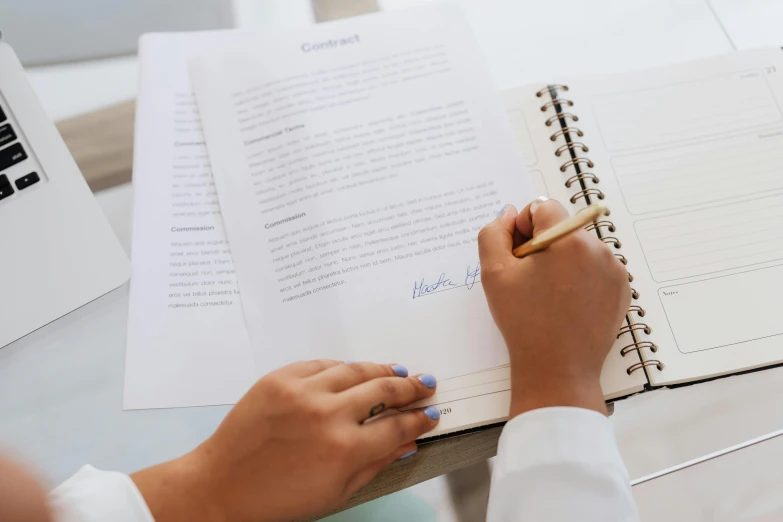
xmin=1 ymin=0 xmax=236 ymax=64
xmin=0 ymin=0 xmax=384 ymax=65
xmin=0 ymin=0 xmax=381 ymax=121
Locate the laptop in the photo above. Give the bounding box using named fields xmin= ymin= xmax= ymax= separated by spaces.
xmin=0 ymin=41 xmax=130 ymax=348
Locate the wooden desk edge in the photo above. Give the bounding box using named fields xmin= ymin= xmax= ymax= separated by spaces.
xmin=316 ymin=426 xmax=502 ymax=519
xmin=57 ymin=100 xmax=136 ymax=192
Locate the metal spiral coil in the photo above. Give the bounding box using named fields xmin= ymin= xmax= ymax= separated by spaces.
xmin=555 ymin=142 xmax=589 ymax=156
xmin=546 ymin=112 xmax=579 ymax=126
xmin=585 ymin=220 xmax=616 ymax=233
xmin=628 ymin=305 xmax=645 ymax=317
xmin=618 ymin=323 xmax=651 ymax=337
xmin=560 ymin=157 xmax=594 ymax=172
xmin=538 ymin=83 xmax=662 ymax=377
xmin=540 ymin=99 xmax=574 ymax=111
xmin=627 ymin=360 xmax=664 ymax=375
xmin=550 ymin=127 xmax=583 ymax=141
xmin=570 ymin=188 xmax=605 ymax=204
xmin=565 ymin=173 xmax=599 ymax=187
xmin=536 ymin=84 xmax=569 ymax=97
xmin=620 ymin=341 xmax=658 ymax=357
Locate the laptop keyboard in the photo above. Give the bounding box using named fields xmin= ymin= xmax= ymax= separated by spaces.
xmin=0 ymin=101 xmax=40 ymax=202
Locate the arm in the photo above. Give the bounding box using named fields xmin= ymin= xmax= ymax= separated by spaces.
xmin=479 ymin=198 xmax=639 ymax=522
xmin=45 ymin=361 xmax=441 ymax=522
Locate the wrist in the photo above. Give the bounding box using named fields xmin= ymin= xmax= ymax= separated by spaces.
xmin=131 ymin=449 xmax=224 ymax=522
xmin=508 ymin=370 xmax=607 ymax=418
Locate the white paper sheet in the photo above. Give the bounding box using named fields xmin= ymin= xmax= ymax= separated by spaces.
xmin=190 ymin=4 xmax=536 ymax=380
xmin=124 ymin=32 xmax=259 ymax=409
xmin=709 ymin=0 xmax=783 ymax=50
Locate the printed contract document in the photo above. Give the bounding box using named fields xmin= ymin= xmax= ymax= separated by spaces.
xmin=190 ymin=5 xmax=535 ymax=379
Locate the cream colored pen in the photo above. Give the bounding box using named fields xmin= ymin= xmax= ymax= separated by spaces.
xmin=511 ymin=203 xmax=610 ymax=258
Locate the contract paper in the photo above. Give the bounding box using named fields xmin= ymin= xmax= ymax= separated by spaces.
xmin=124 ymin=32 xmax=259 ymax=409
xmin=190 ymin=4 xmax=536 ymax=379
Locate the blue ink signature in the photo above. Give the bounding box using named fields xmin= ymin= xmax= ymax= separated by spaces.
xmin=465 ymin=261 xmax=481 ymax=290
xmin=412 ymin=262 xmax=482 ymax=299
xmin=412 ymin=272 xmax=457 ymax=299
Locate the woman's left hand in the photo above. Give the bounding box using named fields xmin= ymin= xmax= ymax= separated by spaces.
xmin=132 ymin=360 xmax=440 ymax=522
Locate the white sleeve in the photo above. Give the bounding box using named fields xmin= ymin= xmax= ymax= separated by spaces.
xmin=49 ymin=465 xmax=155 ymax=522
xmin=487 ymin=407 xmax=640 ymax=522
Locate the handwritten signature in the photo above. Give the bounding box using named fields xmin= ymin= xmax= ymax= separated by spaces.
xmin=412 ymin=262 xmax=481 ymax=299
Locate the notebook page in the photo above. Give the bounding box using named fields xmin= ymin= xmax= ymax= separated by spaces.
xmin=189 ymin=5 xmax=539 ymax=381
xmin=499 ymin=85 xmax=647 ymax=398
xmin=559 ymin=47 xmax=783 ymax=386
xmin=124 ymin=31 xmax=258 ymax=409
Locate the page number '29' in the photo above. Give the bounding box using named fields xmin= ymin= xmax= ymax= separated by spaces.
xmin=766 ymin=66 xmax=777 ymax=74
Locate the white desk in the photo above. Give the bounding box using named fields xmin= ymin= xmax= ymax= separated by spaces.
xmin=3 ymin=1 xmax=783 ymax=518
xmin=0 ymin=184 xmax=231 ymax=485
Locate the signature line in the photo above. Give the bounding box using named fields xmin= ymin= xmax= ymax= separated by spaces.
xmin=414 ymin=280 xmax=482 ymax=298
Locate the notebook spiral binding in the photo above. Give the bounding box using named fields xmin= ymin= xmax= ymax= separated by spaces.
xmin=538 ymin=84 xmax=664 ymax=380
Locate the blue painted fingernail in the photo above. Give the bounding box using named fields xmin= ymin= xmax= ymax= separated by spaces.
xmin=398 ymin=449 xmax=417 ymax=460
xmin=424 ymin=406 xmax=441 ymax=420
xmin=418 ymin=374 xmax=437 ymax=388
xmin=392 ymin=365 xmax=408 ymax=377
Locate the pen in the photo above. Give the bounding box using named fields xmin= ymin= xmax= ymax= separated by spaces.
xmin=512 ymin=203 xmax=610 ymax=258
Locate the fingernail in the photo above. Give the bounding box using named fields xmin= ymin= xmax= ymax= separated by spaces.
xmin=418 ymin=374 xmax=437 ymax=388
xmin=344 ymin=360 xmax=356 ymax=364
xmin=530 ymin=196 xmax=550 ymax=214
xmin=495 ymin=204 xmax=510 ymax=218
xmin=424 ymin=406 xmax=441 ymax=420
xmin=398 ymin=449 xmax=417 ymax=460
xmin=392 ymin=365 xmax=409 ymax=377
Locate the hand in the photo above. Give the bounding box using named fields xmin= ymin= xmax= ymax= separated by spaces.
xmin=132 ymin=361 xmax=440 ymax=522
xmin=0 ymin=455 xmax=51 ymax=522
xmin=478 ymin=198 xmax=630 ymax=418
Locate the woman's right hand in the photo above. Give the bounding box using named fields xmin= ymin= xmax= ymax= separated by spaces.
xmin=478 ymin=198 xmax=631 ymax=418
xmin=132 ymin=360 xmax=440 ymax=522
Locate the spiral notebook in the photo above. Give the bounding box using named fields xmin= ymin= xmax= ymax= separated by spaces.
xmin=418 ymin=46 xmax=783 ymax=438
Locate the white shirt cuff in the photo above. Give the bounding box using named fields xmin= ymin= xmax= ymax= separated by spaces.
xmin=488 ymin=407 xmax=639 ymax=522
xmin=49 ymin=465 xmax=154 ymax=522
xmin=494 ymin=406 xmax=629 ymax=480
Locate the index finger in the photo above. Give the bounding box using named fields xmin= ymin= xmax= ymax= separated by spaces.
xmin=309 ymin=361 xmax=407 ymax=392
xmin=515 ymin=196 xmax=570 ymax=239
xmin=477 ymin=204 xmax=518 ymax=269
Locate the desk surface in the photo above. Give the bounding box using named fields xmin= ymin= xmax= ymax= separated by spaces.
xmin=4 ymin=1 xmax=783 ymax=518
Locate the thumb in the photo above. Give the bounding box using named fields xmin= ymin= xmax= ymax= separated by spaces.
xmin=516 ymin=197 xmax=570 ymax=239
xmin=478 ymin=204 xmax=518 ymax=267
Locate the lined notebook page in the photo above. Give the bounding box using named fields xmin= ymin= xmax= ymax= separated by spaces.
xmin=561 ymin=47 xmax=783 ymax=386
